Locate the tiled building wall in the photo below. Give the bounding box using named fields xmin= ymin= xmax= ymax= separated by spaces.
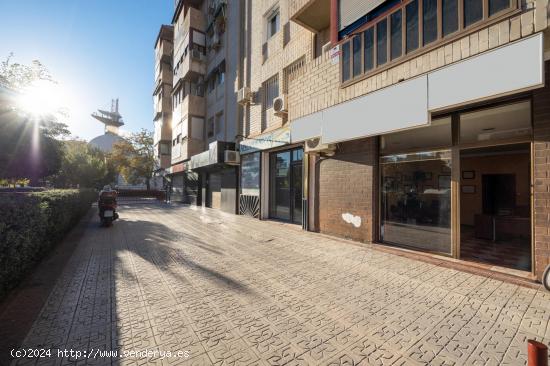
xmin=533 ymin=60 xmax=550 ymax=281
xmin=247 ymin=0 xmax=315 ymax=136
xmin=318 ymin=138 xmax=378 ymax=242
xmin=288 ymin=0 xmax=550 ymax=121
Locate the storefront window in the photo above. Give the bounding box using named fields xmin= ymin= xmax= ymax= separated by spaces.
xmin=380 ymin=117 xmax=452 ymax=154
xmin=241 ymin=152 xmax=260 ymax=196
xmin=459 ymin=100 xmax=532 ymax=144
xmin=381 ymin=150 xmax=452 ymax=254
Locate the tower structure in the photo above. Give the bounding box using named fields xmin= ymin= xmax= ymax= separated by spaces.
xmin=91 ymin=98 xmax=124 ymax=135
xmin=89 ymin=98 xmax=125 ymax=153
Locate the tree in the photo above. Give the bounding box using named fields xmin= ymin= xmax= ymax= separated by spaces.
xmin=110 ymin=129 xmax=155 ymax=190
xmin=0 ymin=54 xmax=69 ymax=184
xmin=53 ymin=140 xmax=116 ymax=188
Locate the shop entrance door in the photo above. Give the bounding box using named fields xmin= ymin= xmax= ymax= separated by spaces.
xmin=269 ymin=148 xmax=303 ymax=224
xmin=459 ymin=144 xmax=531 ymax=271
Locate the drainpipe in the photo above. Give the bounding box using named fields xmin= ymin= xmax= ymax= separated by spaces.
xmin=330 ymin=0 xmax=338 ymax=45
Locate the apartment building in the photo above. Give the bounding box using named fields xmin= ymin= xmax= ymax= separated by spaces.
xmin=167 ymin=0 xmax=240 ymax=212
xmin=237 ymin=0 xmax=317 ymax=222
xmin=236 ymin=0 xmax=550 ymax=283
xmin=153 ymin=25 xmax=174 ymax=177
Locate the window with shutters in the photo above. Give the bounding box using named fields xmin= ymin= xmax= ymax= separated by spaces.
xmin=263 ymin=75 xmax=279 ymax=110
xmin=340 ymin=0 xmax=517 ymax=85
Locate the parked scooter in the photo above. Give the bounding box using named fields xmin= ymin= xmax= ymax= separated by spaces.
xmin=98 ymin=185 xmax=119 ymax=227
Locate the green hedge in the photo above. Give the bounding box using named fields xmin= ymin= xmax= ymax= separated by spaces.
xmin=0 ymin=189 xmax=96 ymax=299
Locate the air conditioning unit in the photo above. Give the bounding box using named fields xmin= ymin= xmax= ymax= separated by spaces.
xmin=224 ymin=150 xmax=240 ymax=165
xmin=237 ymin=87 xmax=252 ymax=105
xmin=212 ymin=33 xmax=221 ymax=49
xmin=273 ymin=94 xmax=288 ymax=117
xmin=304 ymin=137 xmax=336 ymax=155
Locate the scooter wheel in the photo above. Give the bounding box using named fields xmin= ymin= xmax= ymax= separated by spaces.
xmin=543 ymin=264 xmax=550 ymax=291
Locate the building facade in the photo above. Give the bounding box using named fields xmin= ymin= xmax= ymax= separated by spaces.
xmin=235 ymin=0 xmax=550 ymax=283
xmin=166 ymin=0 xmax=240 ymax=213
xmin=153 ymin=25 xmax=174 ymax=178
xmin=155 ymin=0 xmax=550 ymax=284
xmin=288 ymin=0 xmax=550 ymax=282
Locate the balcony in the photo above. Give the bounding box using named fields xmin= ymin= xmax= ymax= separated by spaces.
xmin=175 ymin=47 xmax=207 ymax=83
xmin=155 ymin=40 xmax=172 ymax=66
xmin=183 ymin=6 xmax=206 ymax=34
xmin=154 ymin=116 xmax=172 ymax=143
xmin=172 ymin=94 xmax=205 ymax=126
xmin=289 ymin=0 xmax=330 ymax=32
xmin=154 ymin=66 xmax=173 ymax=93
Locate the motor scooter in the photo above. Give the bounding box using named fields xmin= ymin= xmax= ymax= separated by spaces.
xmin=98 ymin=188 xmax=119 ymax=227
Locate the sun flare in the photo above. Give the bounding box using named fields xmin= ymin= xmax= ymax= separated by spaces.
xmin=17 ymin=80 xmax=66 ymax=118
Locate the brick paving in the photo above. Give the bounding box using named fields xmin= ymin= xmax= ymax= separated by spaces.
xmin=11 ymin=203 xmax=550 ymax=365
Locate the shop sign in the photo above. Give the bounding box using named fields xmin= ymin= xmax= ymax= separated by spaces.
xmin=171 ymin=162 xmax=188 ymax=173
xmin=190 ymin=141 xmax=224 ymax=169
xmin=239 ymin=127 xmax=290 ymax=155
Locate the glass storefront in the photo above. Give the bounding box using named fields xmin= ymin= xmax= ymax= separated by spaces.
xmin=381 ymin=151 xmax=452 ymax=254
xmin=269 ymin=148 xmax=303 ymax=224
xmin=240 ymin=152 xmax=260 ymax=196
xmin=379 ymin=99 xmax=533 ymax=271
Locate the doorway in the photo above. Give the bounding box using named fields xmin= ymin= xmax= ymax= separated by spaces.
xmin=459 ymin=143 xmax=531 ymax=271
xmin=269 ymin=148 xmax=303 ymax=224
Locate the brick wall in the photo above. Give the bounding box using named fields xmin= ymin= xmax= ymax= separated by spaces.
xmin=288 ymin=0 xmax=549 ymax=122
xmin=245 ymin=0 xmax=315 ymax=137
xmin=533 ymin=60 xmax=550 ymax=281
xmin=317 ymin=137 xmax=378 ymax=242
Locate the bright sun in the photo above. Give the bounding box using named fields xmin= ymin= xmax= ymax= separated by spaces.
xmin=17 ymin=79 xmax=66 ymax=118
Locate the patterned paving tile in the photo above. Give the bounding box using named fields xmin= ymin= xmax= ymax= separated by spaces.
xmin=10 ymin=204 xmax=550 ymax=366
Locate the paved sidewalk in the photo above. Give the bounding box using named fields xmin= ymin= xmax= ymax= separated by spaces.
xmin=11 ymin=204 xmax=550 ymax=365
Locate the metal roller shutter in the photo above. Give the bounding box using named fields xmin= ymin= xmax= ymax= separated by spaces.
xmin=339 ymin=0 xmax=386 ymax=30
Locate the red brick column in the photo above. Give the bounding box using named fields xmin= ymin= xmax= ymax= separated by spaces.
xmin=318 ymin=137 xmax=378 ymax=242
xmin=533 ymin=60 xmax=550 ymax=281
xmin=330 ymin=0 xmax=338 ymax=45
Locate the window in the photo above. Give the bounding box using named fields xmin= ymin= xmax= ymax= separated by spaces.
xmin=390 ymin=10 xmax=402 ymax=60
xmin=405 ymin=0 xmax=419 ymax=54
xmin=207 ymin=118 xmax=214 ymax=138
xmin=423 ymin=0 xmax=438 ymax=45
xmin=160 ymin=142 xmax=170 ymax=155
xmin=340 ymin=0 xmax=514 ymax=83
xmin=264 ymin=75 xmax=279 ymax=109
xmin=376 ymin=19 xmax=388 ymax=66
xmin=215 ymin=113 xmax=223 ymax=135
xmin=464 ymin=0 xmax=483 ymax=27
xmin=442 ymin=0 xmax=459 ymax=36
xmin=489 ymin=0 xmax=509 ymax=16
xmin=267 ymin=9 xmax=280 ymax=39
xmin=342 ymin=42 xmax=351 ymax=82
xmin=353 ymin=36 xmax=362 ymax=77
xmin=364 ymin=28 xmax=374 ymax=72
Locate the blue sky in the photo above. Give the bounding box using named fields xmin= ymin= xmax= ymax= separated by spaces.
xmin=0 ymin=0 xmax=173 ymax=141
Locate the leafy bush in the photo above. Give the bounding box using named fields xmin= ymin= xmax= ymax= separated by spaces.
xmin=0 ymin=189 xmax=96 ymax=299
